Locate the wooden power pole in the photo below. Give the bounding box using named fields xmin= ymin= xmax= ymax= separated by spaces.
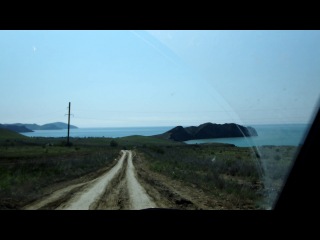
xmin=67 ymin=102 xmax=71 ymax=146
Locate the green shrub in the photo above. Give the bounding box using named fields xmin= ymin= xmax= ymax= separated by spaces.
xmin=110 ymin=140 xmax=118 ymax=147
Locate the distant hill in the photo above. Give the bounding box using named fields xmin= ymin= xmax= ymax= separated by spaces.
xmin=0 ymin=128 xmax=28 ymax=140
xmin=153 ymin=122 xmax=258 ymax=141
xmin=0 ymin=124 xmax=33 ymax=133
xmin=38 ymin=122 xmax=78 ymax=130
xmin=15 ymin=123 xmax=41 ymax=130
xmin=1 ymin=122 xmax=78 ymax=132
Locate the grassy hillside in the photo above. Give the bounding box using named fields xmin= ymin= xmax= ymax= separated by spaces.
xmin=0 ymin=128 xmax=27 ymax=140
xmin=116 ymin=135 xmax=184 ymax=146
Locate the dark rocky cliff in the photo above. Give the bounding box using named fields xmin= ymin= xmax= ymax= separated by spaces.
xmin=153 ymin=122 xmax=258 ymax=141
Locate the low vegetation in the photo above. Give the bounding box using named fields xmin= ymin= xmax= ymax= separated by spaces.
xmin=0 ymin=137 xmax=120 ymax=209
xmin=0 ymin=128 xmax=28 ymax=140
xmin=257 ymin=145 xmax=299 ymax=208
xmin=137 ymin=144 xmax=264 ymax=209
xmin=0 ymin=129 xmax=299 ymax=209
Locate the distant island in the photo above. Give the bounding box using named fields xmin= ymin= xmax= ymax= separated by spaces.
xmin=153 ymin=122 xmax=258 ymax=141
xmin=0 ymin=122 xmax=78 ymax=133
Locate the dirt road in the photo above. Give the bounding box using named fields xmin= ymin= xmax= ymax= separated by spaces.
xmin=23 ymin=150 xmax=217 ymax=210
xmin=24 ymin=150 xmax=157 ymax=210
xmin=126 ymin=150 xmax=156 ymax=209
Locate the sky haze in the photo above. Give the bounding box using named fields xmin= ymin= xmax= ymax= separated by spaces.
xmin=1 ymin=30 xmax=319 ymax=127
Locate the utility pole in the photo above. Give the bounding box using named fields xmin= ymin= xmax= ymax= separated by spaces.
xmin=67 ymin=102 xmax=71 ymax=146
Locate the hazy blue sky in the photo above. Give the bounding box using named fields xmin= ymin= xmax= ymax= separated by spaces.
xmin=1 ymin=30 xmax=319 ymax=127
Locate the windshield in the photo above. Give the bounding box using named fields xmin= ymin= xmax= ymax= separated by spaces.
xmin=0 ymin=30 xmax=319 ymax=210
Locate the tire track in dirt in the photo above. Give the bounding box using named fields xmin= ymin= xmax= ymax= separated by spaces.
xmin=92 ymin=155 xmax=129 ymax=210
xmin=133 ymin=151 xmax=215 ymax=210
xmin=22 ymin=155 xmax=121 ymax=210
xmin=57 ymin=150 xmax=127 ymax=210
xmin=23 ymin=150 xmax=158 ymax=210
xmin=23 ymin=182 xmax=87 ymax=210
xmin=125 ymin=150 xmax=157 ymax=209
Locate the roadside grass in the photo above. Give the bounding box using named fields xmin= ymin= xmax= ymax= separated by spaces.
xmin=0 ymin=135 xmax=179 ymax=209
xmin=137 ymin=144 xmax=264 ymax=209
xmin=257 ymin=145 xmax=299 ymax=208
xmin=137 ymin=144 xmax=299 ymax=209
xmin=115 ymin=135 xmax=184 ymax=147
xmin=0 ymin=138 xmax=120 ymax=209
xmin=259 ymin=146 xmax=298 ymax=181
xmin=0 ymin=133 xmax=298 ymax=210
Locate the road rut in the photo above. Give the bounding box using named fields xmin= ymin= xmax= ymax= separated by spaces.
xmin=23 ymin=150 xmax=157 ymax=210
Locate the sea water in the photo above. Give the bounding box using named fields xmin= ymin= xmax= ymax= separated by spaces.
xmin=21 ymin=126 xmax=174 ymax=138
xmin=21 ymin=124 xmax=310 ymax=147
xmin=185 ymin=124 xmax=310 ymax=147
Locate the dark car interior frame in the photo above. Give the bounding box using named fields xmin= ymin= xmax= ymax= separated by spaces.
xmin=274 ymin=103 xmax=320 ymax=211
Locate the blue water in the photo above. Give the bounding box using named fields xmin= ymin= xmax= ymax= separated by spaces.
xmin=185 ymin=124 xmax=310 ymax=147
xmin=21 ymin=124 xmax=311 ymax=147
xmin=21 ymin=126 xmax=174 ymax=138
